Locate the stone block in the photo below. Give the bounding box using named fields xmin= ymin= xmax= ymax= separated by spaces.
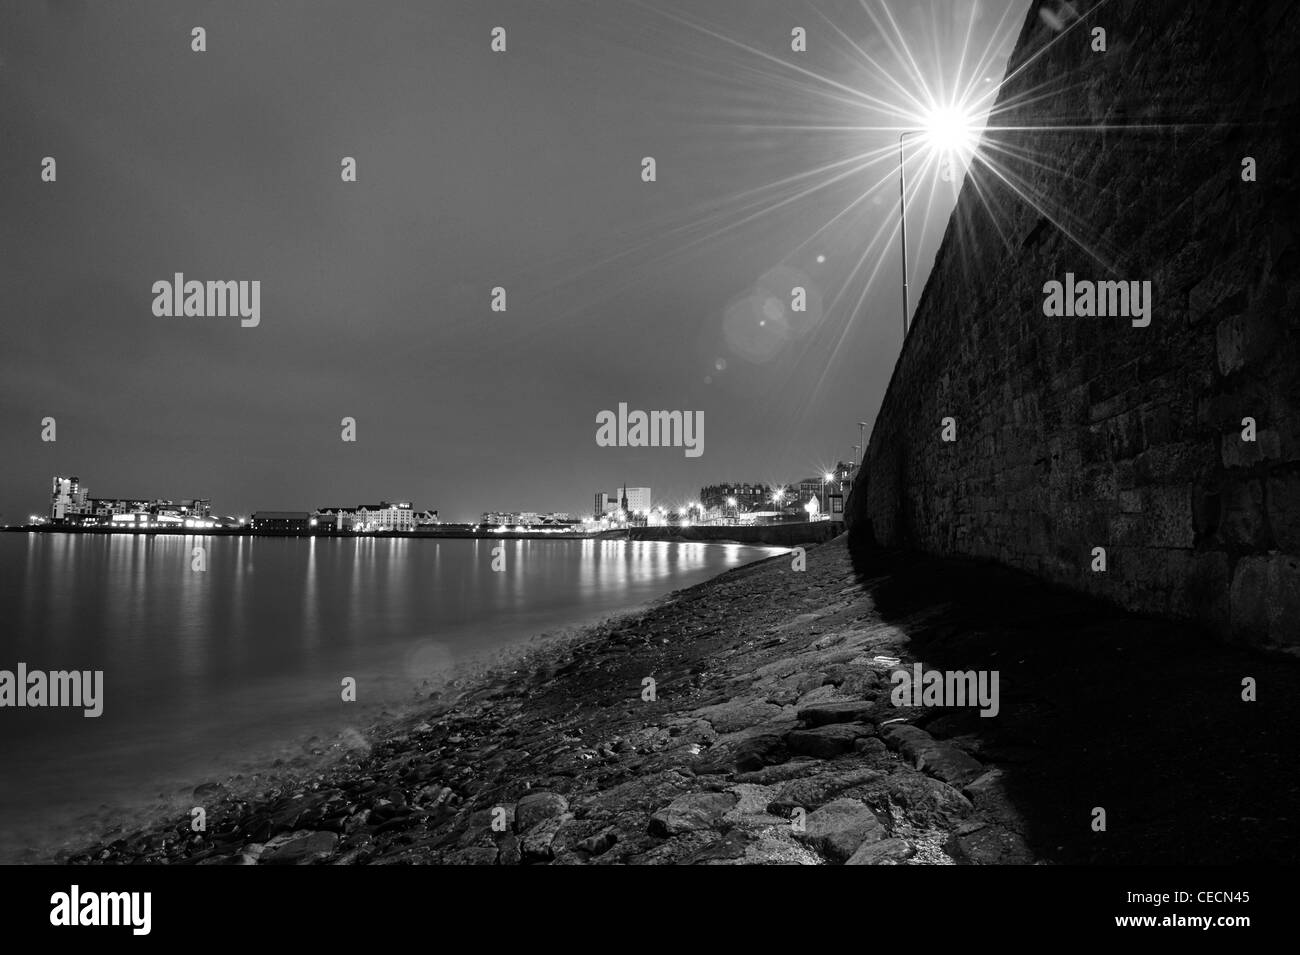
xmin=1230 ymin=555 xmax=1300 ymax=646
xmin=1267 ymin=473 xmax=1300 ymax=551
xmin=1218 ymin=480 xmax=1267 ymax=548
xmin=1143 ymin=485 xmax=1195 ymax=548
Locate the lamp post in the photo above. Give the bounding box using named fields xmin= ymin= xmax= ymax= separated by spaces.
xmin=857 ymin=422 xmax=867 ymax=467
xmin=898 ymin=108 xmax=978 ymax=341
xmin=898 ymin=130 xmax=918 ymax=340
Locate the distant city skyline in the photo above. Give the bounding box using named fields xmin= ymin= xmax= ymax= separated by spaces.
xmin=0 ymin=0 xmax=1021 ymax=524
xmin=30 ymin=468 xmax=857 ymax=526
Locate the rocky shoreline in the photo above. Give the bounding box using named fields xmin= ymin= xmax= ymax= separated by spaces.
xmin=66 ymin=533 xmax=1299 ymax=866
xmin=67 ymin=535 xmax=1034 ymax=866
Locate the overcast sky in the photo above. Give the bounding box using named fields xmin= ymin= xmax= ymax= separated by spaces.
xmin=0 ymin=0 xmax=1022 ymax=521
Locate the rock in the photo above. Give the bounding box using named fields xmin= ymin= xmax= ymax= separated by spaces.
xmin=260 ymin=830 xmax=339 ymax=865
xmin=697 ymin=722 xmax=798 ymax=773
xmin=853 ymin=737 xmax=887 ymax=755
xmin=577 ymin=830 xmax=618 ymax=856
xmin=952 ymin=825 xmax=1034 ymax=865
xmin=686 ymin=830 xmax=753 ymax=864
xmin=520 ymin=815 xmax=570 ymax=862
xmin=846 ymin=837 xmax=913 ymax=865
xmin=580 ymin=770 xmax=694 ymax=817
xmin=627 ymin=830 xmax=719 ymax=865
xmin=687 ymin=828 xmax=821 ymax=865
xmin=963 ymin=770 xmax=1004 ymax=801
xmin=415 ymin=785 xmax=456 ymax=810
xmin=514 ymin=792 xmax=568 ymax=833
xmin=734 ymin=760 xmax=824 ymax=785
xmin=691 ymin=698 xmax=785 ymax=733
xmin=236 ymin=842 xmax=265 ymax=861
xmin=796 ymin=700 xmax=878 ymax=727
xmin=914 ymin=744 xmax=984 ymax=786
xmin=793 ymin=797 xmax=886 ymax=861
xmin=881 ymin=723 xmax=984 ymax=786
xmin=648 ymin=792 xmax=739 ymax=837
xmin=793 ymin=684 xmax=843 ymax=707
xmin=448 ymin=847 xmax=500 ymax=865
xmin=856 ymin=772 xmax=973 ymax=829
xmin=496 ymin=834 xmax=522 ymax=866
xmin=721 ymin=781 xmax=771 ymax=811
xmin=785 ymin=723 xmax=875 ymax=759
xmin=458 ymin=807 xmax=511 ymax=846
xmin=767 ymin=768 xmax=885 ymax=815
xmin=329 ymin=847 xmax=373 ymax=865
xmin=880 ymin=722 xmax=931 ymax=750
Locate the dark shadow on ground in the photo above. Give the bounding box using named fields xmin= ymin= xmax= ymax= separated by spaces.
xmin=847 ymin=540 xmax=1298 ymax=864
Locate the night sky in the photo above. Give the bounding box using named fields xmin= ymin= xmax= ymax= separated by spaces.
xmin=0 ymin=0 xmax=1021 ymax=522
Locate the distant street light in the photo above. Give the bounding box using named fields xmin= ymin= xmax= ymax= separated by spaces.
xmin=857 ymin=422 xmax=867 ymax=466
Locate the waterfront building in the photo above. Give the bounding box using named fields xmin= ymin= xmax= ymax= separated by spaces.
xmin=593 ymin=487 xmax=651 ymax=519
xmin=48 ymin=477 xmax=212 ymax=525
xmin=792 ymin=463 xmax=854 ymax=516
xmin=181 ymin=499 xmax=213 ymax=519
xmin=315 ymin=506 xmax=356 ymax=531
xmin=482 ymin=511 xmax=574 ymax=527
xmin=316 ymin=503 xmax=436 ymax=531
xmin=50 ymin=476 xmax=89 ymax=520
xmin=250 ymin=511 xmax=312 ymax=532
xmin=354 ymin=501 xmax=416 ymax=532
xmin=699 ymin=482 xmax=770 ymax=512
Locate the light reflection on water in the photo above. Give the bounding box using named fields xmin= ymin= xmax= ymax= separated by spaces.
xmin=0 ymin=533 xmax=775 ymax=862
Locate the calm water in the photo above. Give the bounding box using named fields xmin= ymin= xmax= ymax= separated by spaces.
xmin=0 ymin=532 xmax=776 ymax=862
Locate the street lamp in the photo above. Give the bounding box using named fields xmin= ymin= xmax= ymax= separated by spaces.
xmin=857 ymin=422 xmax=867 ymax=467
xmin=898 ymin=107 xmax=978 ymax=338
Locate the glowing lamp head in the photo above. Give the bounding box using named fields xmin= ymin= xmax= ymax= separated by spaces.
xmin=920 ymin=105 xmax=977 ymax=155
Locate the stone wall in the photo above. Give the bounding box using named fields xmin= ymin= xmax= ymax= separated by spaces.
xmin=846 ymin=0 xmax=1300 ymax=645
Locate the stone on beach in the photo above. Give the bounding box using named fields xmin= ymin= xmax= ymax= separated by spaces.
xmin=260 ymin=830 xmax=339 ymax=865
xmin=881 ymin=722 xmax=985 ymax=786
xmin=785 ymin=723 xmax=876 ymax=759
xmin=796 ymin=699 xmax=880 ymax=727
xmin=513 ymin=792 xmax=568 ymax=832
xmin=793 ymin=798 xmax=887 ymax=861
xmin=648 ymin=792 xmax=739 ymax=837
